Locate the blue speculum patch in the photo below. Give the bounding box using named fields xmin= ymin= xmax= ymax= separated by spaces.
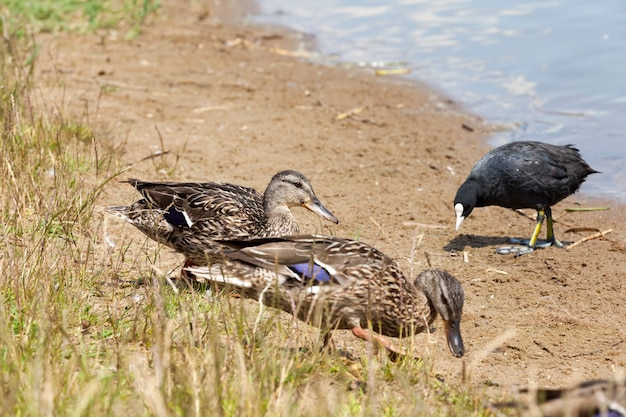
xmin=289 ymin=263 xmax=331 ymax=283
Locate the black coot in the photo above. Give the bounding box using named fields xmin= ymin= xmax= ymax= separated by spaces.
xmin=454 ymin=141 xmax=598 ymax=254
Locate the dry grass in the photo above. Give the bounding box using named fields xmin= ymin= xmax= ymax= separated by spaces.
xmin=0 ymin=2 xmax=509 ymax=416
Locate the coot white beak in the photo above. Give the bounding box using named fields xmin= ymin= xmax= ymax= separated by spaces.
xmin=454 ymin=203 xmax=465 ymax=231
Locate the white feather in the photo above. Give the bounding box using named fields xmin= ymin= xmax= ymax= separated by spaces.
xmin=245 ymin=247 xmax=270 ymax=257
xmin=312 ymin=260 xmax=337 ymax=276
xmin=185 ymin=266 xmax=253 ymax=288
xmin=306 ymin=286 xmax=322 ymax=295
xmin=182 ymin=210 xmax=194 ymax=227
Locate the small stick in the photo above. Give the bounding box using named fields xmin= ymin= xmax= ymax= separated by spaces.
xmin=402 ymin=221 xmax=447 ymax=229
xmin=568 ymin=339 xmax=624 ymax=358
xmin=565 ymin=228 xmax=613 ymax=251
xmin=375 ymin=68 xmax=411 ymax=76
xmin=563 ymin=206 xmax=610 ymax=212
xmin=486 ymin=269 xmax=509 ymax=275
xmin=95 ymin=79 xmax=150 ymax=91
xmin=513 ymin=209 xmax=536 ymax=221
xmin=336 ymin=107 xmax=365 ymax=120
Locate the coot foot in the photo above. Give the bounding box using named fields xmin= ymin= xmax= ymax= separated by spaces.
xmin=496 ymin=244 xmax=535 ymax=256
xmin=496 ymin=238 xmax=567 ymax=256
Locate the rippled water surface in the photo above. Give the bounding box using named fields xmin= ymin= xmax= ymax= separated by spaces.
xmin=251 ymin=0 xmax=626 ymax=200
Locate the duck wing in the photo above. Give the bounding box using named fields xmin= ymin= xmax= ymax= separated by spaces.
xmin=125 ymin=179 xmax=265 ymax=234
xmin=218 ymin=235 xmax=394 ymax=289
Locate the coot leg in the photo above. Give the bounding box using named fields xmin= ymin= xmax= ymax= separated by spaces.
xmin=528 ymin=208 xmax=546 ymax=249
xmin=497 ymin=207 xmax=566 ymax=255
xmin=545 ymin=207 xmax=564 ymax=248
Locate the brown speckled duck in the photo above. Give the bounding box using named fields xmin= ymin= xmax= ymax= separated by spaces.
xmin=186 ymin=235 xmax=465 ymax=358
xmin=105 ymin=171 xmax=339 ymax=263
xmin=495 ymin=378 xmax=626 ymax=417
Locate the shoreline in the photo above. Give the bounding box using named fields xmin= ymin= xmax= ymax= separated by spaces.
xmin=220 ymin=0 xmax=619 ymax=214
xmin=35 ymin=0 xmax=626 ymax=394
xmin=237 ymin=0 xmax=624 ymax=204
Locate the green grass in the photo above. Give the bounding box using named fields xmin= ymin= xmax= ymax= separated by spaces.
xmin=0 ymin=2 xmax=510 ymax=416
xmin=0 ymin=0 xmax=160 ymax=39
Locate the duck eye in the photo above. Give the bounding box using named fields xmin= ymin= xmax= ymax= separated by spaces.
xmin=294 ymin=181 xmax=303 ymax=188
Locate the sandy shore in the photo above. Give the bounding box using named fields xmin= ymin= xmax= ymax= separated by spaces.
xmin=35 ymin=0 xmax=626 ymax=394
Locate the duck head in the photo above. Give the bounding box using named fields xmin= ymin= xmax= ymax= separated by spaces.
xmin=265 ymin=170 xmax=339 ymax=225
xmin=416 ymin=269 xmax=465 ymax=357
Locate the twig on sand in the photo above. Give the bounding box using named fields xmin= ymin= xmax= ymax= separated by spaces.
xmin=486 ymin=268 xmax=509 ymax=275
xmin=513 ymin=209 xmax=537 ymax=221
xmin=369 ymin=216 xmax=391 ymax=242
xmin=95 ymin=79 xmax=150 ymax=91
xmin=568 ymin=339 xmax=624 ymax=358
xmin=375 ymin=68 xmax=411 ymax=76
xmin=336 ymin=107 xmax=365 ymax=120
xmin=565 ymin=228 xmax=612 ymax=251
xmin=564 ymin=206 xmax=610 ymax=212
xmin=402 ymin=221 xmax=447 ymax=229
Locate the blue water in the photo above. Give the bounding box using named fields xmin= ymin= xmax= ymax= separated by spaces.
xmin=251 ymin=0 xmax=626 ymax=201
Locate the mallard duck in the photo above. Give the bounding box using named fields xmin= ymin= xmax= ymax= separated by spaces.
xmin=185 ymin=235 xmax=465 ymax=358
xmin=105 ymin=170 xmax=339 ymax=263
xmin=495 ymin=378 xmax=626 ymax=417
xmin=530 ymin=378 xmax=626 ymax=417
xmin=454 ymin=141 xmax=598 ymax=255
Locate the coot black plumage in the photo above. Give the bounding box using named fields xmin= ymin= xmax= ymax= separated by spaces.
xmin=454 ymin=141 xmax=598 ymax=253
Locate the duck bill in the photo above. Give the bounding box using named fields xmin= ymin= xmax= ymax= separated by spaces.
xmin=444 ymin=319 xmax=465 ymax=357
xmin=303 ymin=197 xmax=339 ymax=224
